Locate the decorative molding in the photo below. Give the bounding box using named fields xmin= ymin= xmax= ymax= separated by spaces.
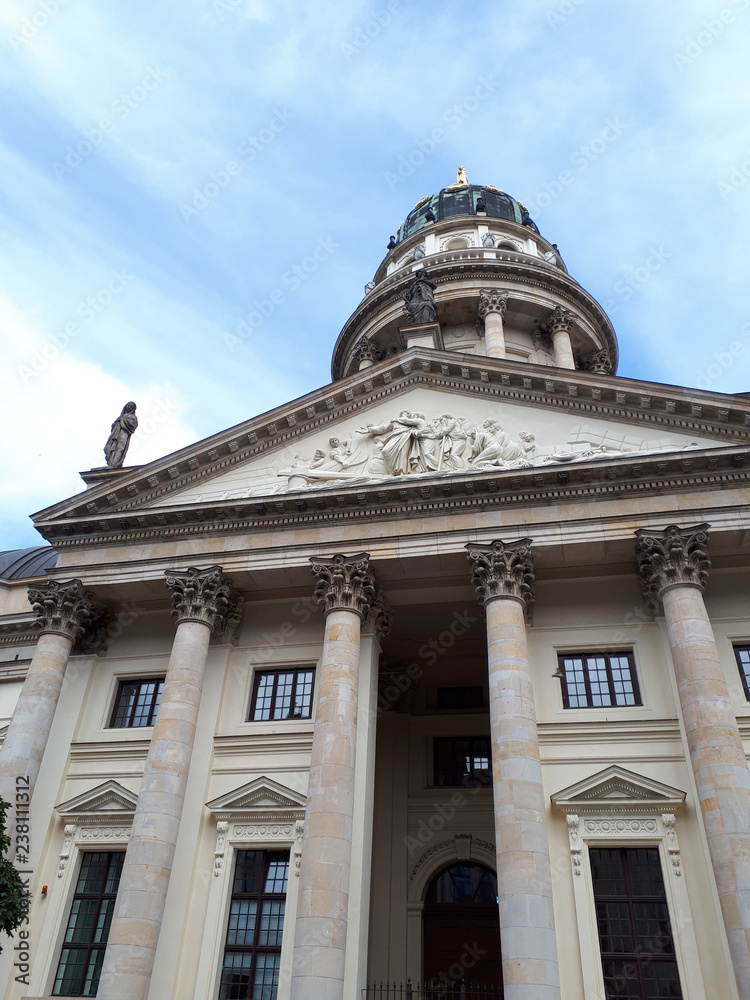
xmin=310 ymin=552 xmax=375 ymax=617
xmin=352 ymin=335 xmax=384 ymax=366
xmin=477 ymin=289 xmax=508 ymax=322
xmin=409 ymin=834 xmax=496 ymax=883
xmin=213 ymin=820 xmax=228 ymax=877
xmin=55 ymin=780 xmax=137 ymax=877
xmin=293 ymin=818 xmax=304 ymax=876
xmin=635 ymin=523 xmax=711 ymax=611
xmin=466 ymin=538 xmax=535 ymax=611
xmin=164 ymin=565 xmax=239 ymax=633
xmin=551 ymin=765 xmax=687 ymax=816
xmin=547 ymin=304 xmax=575 ymax=335
xmin=27 ymin=579 xmax=97 ymax=642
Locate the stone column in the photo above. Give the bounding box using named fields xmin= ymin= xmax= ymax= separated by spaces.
xmin=466 ymin=540 xmax=560 ymax=1000
xmin=353 ymin=336 xmax=383 ymax=371
xmin=291 ymin=553 xmax=375 ymax=1000
xmin=97 ymin=566 xmax=238 ymax=1000
xmin=0 ymin=580 xmax=95 ymax=838
xmin=343 ymin=590 xmax=392 ymax=999
xmin=636 ymin=524 xmax=750 ymax=999
xmin=548 ymin=305 xmax=576 ymax=370
xmin=478 ymin=289 xmax=508 ymax=359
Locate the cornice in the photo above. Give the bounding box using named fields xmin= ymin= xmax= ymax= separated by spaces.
xmin=31 ymin=350 xmax=750 ymax=543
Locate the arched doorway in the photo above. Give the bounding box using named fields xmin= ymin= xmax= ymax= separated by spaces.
xmin=423 ymin=863 xmax=503 ymax=994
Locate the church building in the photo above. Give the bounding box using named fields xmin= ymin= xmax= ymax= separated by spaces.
xmin=1 ymin=172 xmax=750 ymax=1000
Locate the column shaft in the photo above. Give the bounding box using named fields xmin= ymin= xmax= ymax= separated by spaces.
xmin=291 ymin=608 xmax=362 ymax=1000
xmin=97 ymin=618 xmax=211 ymax=1000
xmin=484 ymin=311 xmax=506 ymax=359
xmin=663 ymin=584 xmax=750 ymax=997
xmin=551 ymin=327 xmax=575 ymax=369
xmin=485 ymin=595 xmax=560 ymax=1000
xmin=0 ymin=631 xmax=73 ymax=832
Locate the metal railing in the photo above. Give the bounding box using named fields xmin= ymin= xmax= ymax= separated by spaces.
xmin=363 ymin=982 xmax=503 ymax=999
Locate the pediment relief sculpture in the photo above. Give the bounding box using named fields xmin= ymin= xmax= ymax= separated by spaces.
xmin=273 ymin=410 xmax=704 ymax=493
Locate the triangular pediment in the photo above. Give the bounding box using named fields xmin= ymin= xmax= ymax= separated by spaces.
xmin=206 ymin=776 xmax=307 ymax=820
xmin=552 ymin=766 xmax=686 ymax=815
xmin=31 ymin=348 xmax=750 ymax=541
xmin=55 ymin=779 xmax=138 ymax=819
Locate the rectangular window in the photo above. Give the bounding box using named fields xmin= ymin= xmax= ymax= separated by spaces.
xmin=250 ymin=669 xmax=314 ymax=722
xmin=590 ymin=847 xmax=682 ymax=999
xmin=53 ymin=851 xmax=124 ymax=997
xmin=734 ymin=646 xmax=750 ymax=700
xmin=219 ymin=850 xmax=289 ymax=1000
xmin=436 ymin=686 xmax=484 ymax=710
xmin=558 ymin=652 xmax=641 ymax=709
xmin=109 ymin=677 xmax=164 ymax=728
xmin=434 ymin=736 xmax=492 ymax=788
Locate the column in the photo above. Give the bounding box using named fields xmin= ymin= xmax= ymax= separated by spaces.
xmin=478 ymin=289 xmax=508 ymax=359
xmin=291 ymin=553 xmax=375 ymax=1000
xmin=97 ymin=566 xmax=238 ymax=1000
xmin=636 ymin=524 xmax=750 ymax=999
xmin=466 ymin=540 xmax=560 ymax=1000
xmin=548 ymin=305 xmax=576 ymax=370
xmin=0 ymin=580 xmax=95 ymax=838
xmin=343 ymin=590 xmax=392 ymax=999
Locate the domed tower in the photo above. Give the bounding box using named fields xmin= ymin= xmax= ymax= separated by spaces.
xmin=331 ymin=169 xmax=617 ymax=379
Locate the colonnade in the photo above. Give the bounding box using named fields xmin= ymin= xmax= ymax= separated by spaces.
xmin=1 ymin=523 xmax=749 ymax=998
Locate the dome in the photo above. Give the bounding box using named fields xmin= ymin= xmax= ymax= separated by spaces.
xmin=0 ymin=545 xmax=59 ymax=580
xmin=396 ymin=182 xmax=539 ymax=244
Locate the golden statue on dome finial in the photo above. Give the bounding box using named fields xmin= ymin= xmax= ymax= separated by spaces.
xmin=457 ymin=166 xmax=469 ymax=186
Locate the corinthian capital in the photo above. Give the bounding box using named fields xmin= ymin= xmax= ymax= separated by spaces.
xmin=27 ymin=579 xmax=96 ymax=641
xmin=310 ymin=553 xmax=375 ymax=618
xmin=477 ymin=289 xmax=508 ymax=322
xmin=361 ymin=586 xmax=393 ymax=639
xmin=548 ymin=305 xmax=575 ymax=334
xmin=466 ymin=539 xmax=535 ymax=611
xmin=635 ymin=524 xmax=711 ymax=607
xmin=164 ymin=566 xmax=239 ymax=632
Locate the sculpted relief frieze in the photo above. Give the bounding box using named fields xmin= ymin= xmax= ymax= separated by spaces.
xmin=153 ymin=400 xmax=713 ymax=507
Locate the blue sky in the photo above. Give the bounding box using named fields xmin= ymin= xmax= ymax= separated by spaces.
xmin=1 ymin=0 xmax=749 ymax=548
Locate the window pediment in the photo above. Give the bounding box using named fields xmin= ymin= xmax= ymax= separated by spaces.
xmin=55 ymin=779 xmax=138 ymax=824
xmin=552 ymin=765 xmax=686 ymax=816
xmin=205 ymin=776 xmax=307 ymax=822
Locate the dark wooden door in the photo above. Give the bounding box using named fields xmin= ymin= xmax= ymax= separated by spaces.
xmin=422 ymin=864 xmax=503 ymax=994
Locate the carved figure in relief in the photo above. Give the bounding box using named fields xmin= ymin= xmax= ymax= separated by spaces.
xmin=358 ymin=411 xmax=437 ymax=476
xmin=404 ymin=270 xmax=438 ymax=325
xmin=430 ymin=413 xmax=470 ymax=471
xmin=103 ymin=402 xmax=138 ymax=468
xmin=469 ymin=420 xmax=535 ymax=469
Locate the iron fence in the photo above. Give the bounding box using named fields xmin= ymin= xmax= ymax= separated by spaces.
xmin=363 ymin=982 xmax=503 ymax=1000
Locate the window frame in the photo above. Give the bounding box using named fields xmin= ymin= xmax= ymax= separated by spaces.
xmin=52 ymin=850 xmax=125 ymax=997
xmin=433 ymin=735 xmax=492 ymax=789
xmin=734 ymin=645 xmax=750 ymax=700
xmin=590 ymin=846 xmax=683 ymax=999
xmin=218 ymin=850 xmax=290 ymax=1000
xmin=108 ymin=676 xmax=165 ymax=728
xmin=557 ymin=650 xmax=642 ymax=710
xmin=249 ymin=667 xmax=315 ymax=723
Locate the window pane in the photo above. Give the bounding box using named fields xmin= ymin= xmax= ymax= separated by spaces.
xmin=559 ymin=653 xmax=640 ymax=710
xmin=272 ymin=672 xmax=294 ymax=720
xmin=434 ymin=737 xmax=491 ymax=787
xmin=227 ymin=900 xmax=258 ymax=946
xmin=53 ymin=852 xmax=124 ymax=997
xmin=254 ymin=952 xmax=281 ymax=1000
xmin=590 ymin=848 xmax=682 ymax=1000
xmin=219 ymin=952 xmax=252 ymax=1000
xmin=111 ymin=682 xmax=137 ymax=727
xmin=251 ymin=670 xmax=315 ymax=722
xmin=258 ymin=901 xmax=285 ymax=946
xmin=252 ymin=674 xmax=275 ymax=721
xmin=293 ymin=670 xmax=314 ymax=718
xmin=735 ymin=647 xmax=750 ymax=699
xmin=110 ymin=678 xmax=164 ymax=728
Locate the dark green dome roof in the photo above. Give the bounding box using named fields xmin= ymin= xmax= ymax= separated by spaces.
xmin=396 ymin=183 xmax=538 ymax=243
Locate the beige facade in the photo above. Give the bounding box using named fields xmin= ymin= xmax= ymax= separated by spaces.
xmin=1 ymin=179 xmax=749 ymax=1000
